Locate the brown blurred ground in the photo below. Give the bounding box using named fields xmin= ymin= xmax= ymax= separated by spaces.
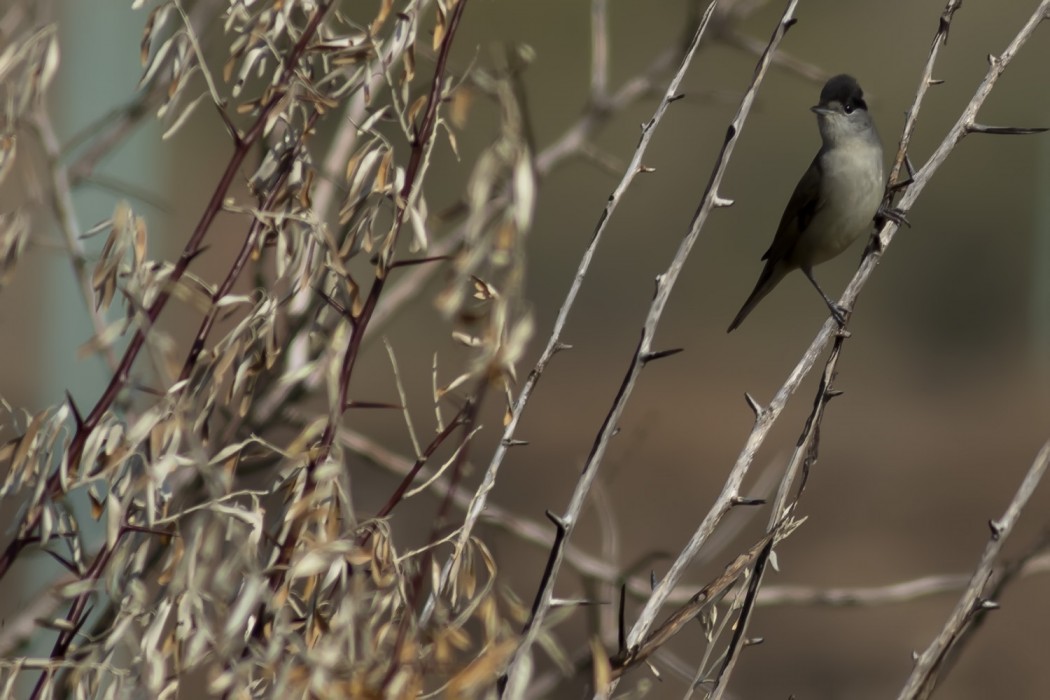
xmin=3 ymin=0 xmax=1050 ymax=697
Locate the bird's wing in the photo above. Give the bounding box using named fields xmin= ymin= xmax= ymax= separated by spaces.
xmin=761 ymin=152 xmax=824 ymax=262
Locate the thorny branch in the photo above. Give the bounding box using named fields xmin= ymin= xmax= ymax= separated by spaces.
xmin=0 ymin=0 xmax=335 ymax=582
xmin=410 ymin=5 xmax=831 ymax=641
xmin=24 ymin=7 xmax=338 ymax=697
xmin=898 ymin=442 xmax=1050 ymax=699
xmin=341 ymin=423 xmax=1050 ymax=606
xmin=501 ymin=1 xmax=802 ymax=693
xmin=429 ymin=0 xmax=826 ymax=624
xmin=618 ymin=1 xmax=1050 ymax=683
xmin=259 ymin=0 xmax=472 ymax=606
xmin=598 ymin=2 xmax=1050 ymax=696
xmin=1 ymin=0 xmax=1048 ymax=697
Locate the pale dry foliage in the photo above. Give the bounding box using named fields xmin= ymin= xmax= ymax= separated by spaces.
xmin=2 ymin=1 xmax=532 ymax=697
xmin=0 ymin=1 xmax=1048 ymax=699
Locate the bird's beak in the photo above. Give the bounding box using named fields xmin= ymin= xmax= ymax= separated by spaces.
xmin=810 ymin=105 xmax=835 ymax=116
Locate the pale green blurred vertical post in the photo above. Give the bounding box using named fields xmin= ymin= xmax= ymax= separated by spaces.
xmin=47 ymin=3 xmax=165 ymax=405
xmin=21 ymin=0 xmax=166 ymax=676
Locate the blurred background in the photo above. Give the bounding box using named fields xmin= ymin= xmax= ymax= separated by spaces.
xmin=3 ymin=0 xmax=1050 ymax=697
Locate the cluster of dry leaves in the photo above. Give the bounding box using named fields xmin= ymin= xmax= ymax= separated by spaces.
xmin=3 ymin=0 xmax=1048 ymax=698
xmin=0 ymin=1 xmax=538 ymax=697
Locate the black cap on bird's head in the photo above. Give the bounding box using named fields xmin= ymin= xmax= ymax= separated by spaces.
xmin=813 ymin=74 xmax=867 ymax=115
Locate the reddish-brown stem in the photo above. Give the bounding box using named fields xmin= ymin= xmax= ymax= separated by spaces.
xmin=0 ymin=3 xmax=333 ymax=585
xmin=178 ymin=111 xmax=320 ymax=383
xmin=374 ymin=404 xmax=468 ymax=519
xmin=263 ymin=0 xmax=472 ymax=595
xmin=13 ymin=10 xmax=334 ymax=697
xmin=384 ymin=0 xmax=469 ymax=268
xmin=381 ymin=377 xmax=487 ymax=692
xmin=29 ymin=527 xmax=127 ymax=699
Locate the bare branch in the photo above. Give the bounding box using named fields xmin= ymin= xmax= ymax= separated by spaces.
xmin=29 ymin=111 xmax=119 ymax=371
xmin=621 ymin=3 xmax=1050 ymax=691
xmin=621 ymin=0 xmax=802 ymax=662
xmin=897 ymin=440 xmax=1050 ymax=700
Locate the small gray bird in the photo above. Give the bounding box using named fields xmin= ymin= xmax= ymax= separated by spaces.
xmin=728 ymin=74 xmax=885 ymax=333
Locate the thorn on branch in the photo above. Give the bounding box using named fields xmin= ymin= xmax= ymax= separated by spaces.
xmin=712 ymin=194 xmax=735 ymax=208
xmin=668 ymin=93 xmax=685 ymax=103
xmin=743 ymin=637 xmax=765 ymax=647
xmin=217 ymin=104 xmax=241 ymax=145
xmin=314 ymin=285 xmax=348 ymax=317
xmin=637 ymin=164 xmax=656 ymax=174
xmin=988 ymin=518 xmax=1004 ymax=540
xmin=783 ymin=17 xmax=798 ymax=30
xmin=67 ymin=603 xmax=94 ymax=640
xmin=131 ymin=382 xmax=164 ymax=398
xmin=43 ymin=549 xmax=77 ymax=575
xmin=744 ymin=392 xmax=763 ymax=418
xmin=522 ymin=509 xmax=572 ymax=632
xmin=650 ymin=570 xmax=658 ymax=591
xmin=967 ymin=123 xmax=1049 ymax=135
xmin=182 ymin=245 xmax=211 ymax=266
xmin=344 ymin=400 xmax=403 ymax=410
xmin=928 ymin=78 xmax=945 ymax=86
xmin=644 ymin=659 xmax=662 ymax=679
xmin=501 ymin=438 xmax=529 ymax=447
xmin=66 ymin=391 xmax=83 ymax=431
xmin=640 ymin=347 xmax=683 ymax=364
xmin=824 ymin=388 xmax=845 ymax=401
xmin=977 ymin=598 xmax=1000 ymax=611
xmin=731 ymin=496 xmax=766 ymax=507
xmin=123 ymin=523 xmax=175 ymax=538
xmin=553 ymin=341 xmax=573 ymax=355
xmin=388 ymin=254 xmax=452 ymax=270
xmin=545 ymin=510 xmax=568 ymax=532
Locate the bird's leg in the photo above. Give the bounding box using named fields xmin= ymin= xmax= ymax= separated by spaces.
xmin=802 ymin=267 xmax=849 ymax=327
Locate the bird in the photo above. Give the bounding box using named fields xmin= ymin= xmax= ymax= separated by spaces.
xmin=727 ymin=74 xmax=886 ymax=333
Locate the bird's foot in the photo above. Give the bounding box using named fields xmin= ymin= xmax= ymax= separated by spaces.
xmin=830 ymin=303 xmax=851 ymax=329
xmin=876 ymin=204 xmax=910 ymax=228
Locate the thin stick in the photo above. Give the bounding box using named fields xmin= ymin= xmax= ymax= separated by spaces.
xmin=30 ymin=112 xmax=119 ymax=372
xmin=897 ymin=441 xmax=1050 ymax=700
xmin=623 ymin=0 xmax=1050 ymax=667
xmin=442 ymin=5 xmax=718 ymax=628
xmin=501 ymin=2 xmax=800 ymax=693
xmin=340 ymin=425 xmax=1050 ymax=607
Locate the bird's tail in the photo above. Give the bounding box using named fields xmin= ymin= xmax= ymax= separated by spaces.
xmin=727 ymin=261 xmax=788 ymax=333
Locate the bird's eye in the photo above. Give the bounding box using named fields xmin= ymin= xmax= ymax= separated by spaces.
xmin=844 ymin=103 xmax=854 ymax=114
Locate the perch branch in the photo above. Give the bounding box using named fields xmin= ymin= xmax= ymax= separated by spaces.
xmin=500 ymin=2 xmax=800 ymax=693
xmin=622 ymin=0 xmax=1050 ymax=672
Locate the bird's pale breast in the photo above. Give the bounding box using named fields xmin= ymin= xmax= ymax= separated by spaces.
xmin=790 ymin=142 xmax=884 ymax=267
